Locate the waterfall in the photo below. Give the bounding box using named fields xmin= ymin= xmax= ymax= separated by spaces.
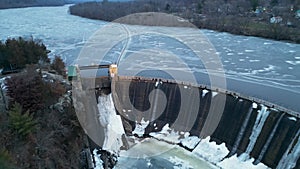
xmin=277 ymin=128 xmax=300 ymax=169
xmin=229 ymin=105 xmax=254 ymax=156
xmin=254 ymin=113 xmax=285 ymax=164
xmin=97 ymin=94 xmax=125 ymax=155
xmin=239 ymin=105 xmax=270 ymax=161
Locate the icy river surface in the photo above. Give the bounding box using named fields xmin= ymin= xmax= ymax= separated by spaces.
xmin=1 ymin=5 xmax=299 ymax=112
xmin=1 ymin=4 xmax=300 ymax=169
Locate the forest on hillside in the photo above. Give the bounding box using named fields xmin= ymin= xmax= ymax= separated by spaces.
xmin=69 ymin=0 xmax=300 ymax=43
xmin=0 ymin=0 xmax=65 ymax=9
xmin=0 ymin=37 xmax=85 ymax=169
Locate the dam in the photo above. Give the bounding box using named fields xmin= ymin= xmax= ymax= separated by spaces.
xmin=71 ymin=64 xmax=300 ymax=169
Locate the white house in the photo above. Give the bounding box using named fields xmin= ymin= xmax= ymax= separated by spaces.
xmin=270 ymin=16 xmax=283 ymax=24
xmin=296 ymin=10 xmax=300 ymax=18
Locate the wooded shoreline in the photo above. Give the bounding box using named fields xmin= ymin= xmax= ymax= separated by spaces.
xmin=69 ymin=0 xmax=300 ymax=43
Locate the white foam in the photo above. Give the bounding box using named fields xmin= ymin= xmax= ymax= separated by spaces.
xmin=149 ymin=124 xmax=181 ymax=144
xmin=263 ymin=42 xmax=273 ymax=45
xmin=249 ymin=60 xmax=260 ymax=62
xmin=93 ymin=150 xmax=104 ymax=169
xmin=180 ymin=135 xmax=201 ymax=150
xmin=97 ymin=94 xmax=125 ymax=154
xmin=193 ymin=137 xmax=229 ymax=164
xmin=169 ymin=156 xmax=193 ymax=169
xmin=286 ymin=60 xmax=300 ymax=65
xmin=220 ymin=155 xmax=269 ymax=169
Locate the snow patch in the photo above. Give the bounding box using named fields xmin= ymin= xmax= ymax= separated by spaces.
xmin=93 ymin=150 xmax=104 ymax=169
xmin=202 ymin=89 xmax=209 ymax=97
xmin=133 ymin=118 xmax=149 ymax=137
xmin=252 ymin=103 xmax=258 ymax=109
xmin=288 ymin=117 xmax=297 ymax=121
xmin=212 ymin=92 xmax=218 ymax=97
xmin=0 ymin=76 xmax=10 ymax=90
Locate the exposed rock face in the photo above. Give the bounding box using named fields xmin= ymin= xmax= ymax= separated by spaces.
xmin=112 ymin=78 xmax=300 ymax=168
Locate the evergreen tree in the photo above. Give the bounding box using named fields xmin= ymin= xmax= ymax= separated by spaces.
xmin=0 ymin=149 xmax=14 ymax=169
xmin=50 ymin=55 xmax=66 ymax=76
xmin=9 ymin=103 xmax=37 ymax=138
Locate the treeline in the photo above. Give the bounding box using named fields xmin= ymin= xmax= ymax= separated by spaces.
xmin=0 ymin=37 xmax=66 ymax=77
xmin=0 ymin=37 xmax=50 ymax=70
xmin=69 ymin=0 xmax=300 ymax=43
xmin=0 ymin=0 xmax=65 ymax=9
xmin=69 ymin=0 xmax=176 ymax=21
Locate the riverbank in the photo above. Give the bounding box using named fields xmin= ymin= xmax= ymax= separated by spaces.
xmin=69 ymin=1 xmax=300 ymax=43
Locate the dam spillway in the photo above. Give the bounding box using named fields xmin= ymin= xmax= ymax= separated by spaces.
xmin=109 ymin=76 xmax=300 ymax=169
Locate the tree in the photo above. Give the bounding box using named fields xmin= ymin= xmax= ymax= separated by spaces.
xmin=9 ymin=103 xmax=37 ymax=138
xmin=165 ymin=3 xmax=170 ymax=11
xmin=50 ymin=55 xmax=66 ymax=76
xmin=271 ymin=0 xmax=278 ymax=6
xmin=6 ymin=66 xmax=44 ymax=113
xmin=197 ymin=1 xmax=203 ymax=13
xmin=250 ymin=0 xmax=259 ymax=11
xmin=0 ymin=149 xmax=14 ymax=169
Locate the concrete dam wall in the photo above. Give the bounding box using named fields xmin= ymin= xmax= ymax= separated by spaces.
xmin=111 ymin=76 xmax=300 ymax=169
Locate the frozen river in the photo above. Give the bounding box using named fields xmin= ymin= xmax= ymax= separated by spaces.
xmin=0 ymin=5 xmax=299 ymax=112
xmin=1 ymin=4 xmax=300 ymax=169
